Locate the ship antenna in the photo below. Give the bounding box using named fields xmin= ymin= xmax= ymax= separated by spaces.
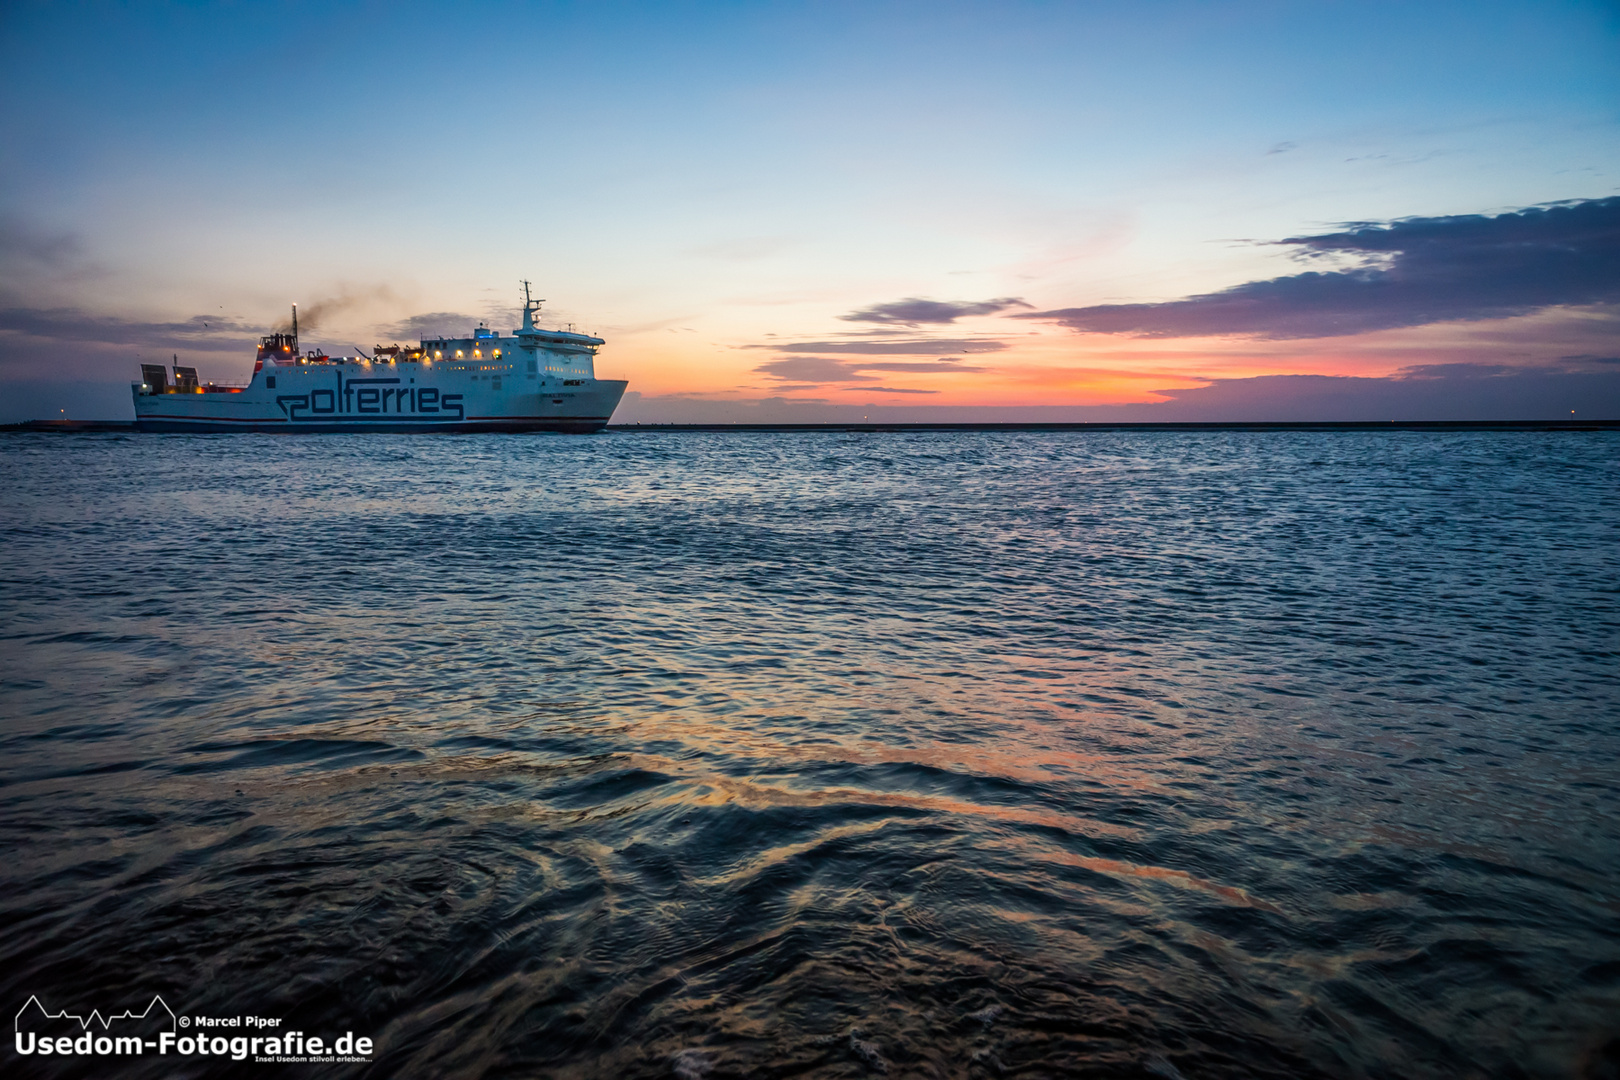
xmin=520 ymin=279 xmax=545 ymax=331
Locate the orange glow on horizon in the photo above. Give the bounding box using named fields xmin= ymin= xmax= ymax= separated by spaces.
xmin=603 ymin=306 xmax=1614 ymax=408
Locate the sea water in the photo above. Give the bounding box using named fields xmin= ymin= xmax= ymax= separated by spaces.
xmin=1 ymin=429 xmax=1616 ymax=1078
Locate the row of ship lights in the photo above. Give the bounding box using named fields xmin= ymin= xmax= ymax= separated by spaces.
xmin=152 ymin=342 xmax=560 ymax=392
xmin=276 ymin=345 xmax=504 ymax=365
xmin=273 ymin=314 xmax=587 ymax=367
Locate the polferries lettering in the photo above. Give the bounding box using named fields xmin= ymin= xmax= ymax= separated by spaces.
xmin=276 ymin=373 xmax=464 ymax=421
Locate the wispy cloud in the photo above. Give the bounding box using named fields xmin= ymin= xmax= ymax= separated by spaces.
xmin=851 ymin=360 xmax=987 ymax=372
xmin=0 ymin=218 xmax=85 ymax=269
xmin=840 ymin=297 xmax=1032 ymax=326
xmin=691 ymin=237 xmax=795 ymax=261
xmin=609 ymin=363 xmax=1620 ymax=425
xmin=0 ymin=219 xmax=107 ymax=295
xmin=1016 ymin=197 xmax=1620 ymax=340
xmin=752 ymin=355 xmax=986 ymax=382
xmin=838 ymin=386 xmax=939 ymax=394
xmin=745 ymin=339 xmax=1007 ymax=354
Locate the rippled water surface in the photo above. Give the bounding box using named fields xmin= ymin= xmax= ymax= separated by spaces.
xmin=2 ymin=430 xmax=1618 ymax=1079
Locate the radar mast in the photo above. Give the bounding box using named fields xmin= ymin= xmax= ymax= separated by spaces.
xmin=520 ymin=281 xmax=546 ymax=332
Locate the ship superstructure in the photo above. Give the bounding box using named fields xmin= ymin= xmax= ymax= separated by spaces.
xmin=133 ymin=283 xmax=626 ymax=433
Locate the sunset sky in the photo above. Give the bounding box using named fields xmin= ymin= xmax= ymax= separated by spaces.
xmin=2 ymin=0 xmax=1617 ymax=421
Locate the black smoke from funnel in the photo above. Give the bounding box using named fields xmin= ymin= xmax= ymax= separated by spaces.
xmin=273 ymin=285 xmax=399 ymax=334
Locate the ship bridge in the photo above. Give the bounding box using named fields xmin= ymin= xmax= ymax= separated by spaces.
xmin=418 ymin=283 xmax=601 ymax=380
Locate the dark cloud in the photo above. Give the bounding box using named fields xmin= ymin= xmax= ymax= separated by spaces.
xmin=376 ymin=312 xmax=482 ymax=340
xmin=840 ymin=297 xmax=1032 ymax=326
xmin=745 ymin=339 xmax=1007 ymax=354
xmin=0 ymin=306 xmax=258 ymax=349
xmin=753 ymin=356 xmax=880 ymax=382
xmin=1 ymin=286 xmax=407 ymax=353
xmin=1125 ymin=363 xmax=1620 ymax=420
xmin=1016 ymin=197 xmax=1620 ymax=340
xmin=480 ymin=302 xmax=524 ymax=331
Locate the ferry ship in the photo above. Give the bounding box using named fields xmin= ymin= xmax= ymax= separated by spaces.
xmin=132 ymin=284 xmax=626 ymax=433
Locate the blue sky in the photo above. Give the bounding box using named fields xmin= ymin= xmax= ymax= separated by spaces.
xmin=2 ymin=0 xmax=1617 ymax=420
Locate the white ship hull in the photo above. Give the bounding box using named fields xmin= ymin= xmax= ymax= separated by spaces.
xmin=133 ymin=291 xmax=626 ymax=433
xmin=135 ymin=361 xmax=626 ymax=433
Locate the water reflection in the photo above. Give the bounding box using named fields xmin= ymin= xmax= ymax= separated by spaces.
xmin=1 ymin=430 xmax=1616 ymax=1078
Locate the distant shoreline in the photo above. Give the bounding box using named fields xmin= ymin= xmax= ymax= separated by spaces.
xmin=608 ymin=420 xmax=1620 ymax=432
xmin=5 ymin=419 xmax=1616 ymax=434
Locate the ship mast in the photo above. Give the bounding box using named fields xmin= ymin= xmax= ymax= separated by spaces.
xmin=519 ymin=280 xmax=545 ymax=332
